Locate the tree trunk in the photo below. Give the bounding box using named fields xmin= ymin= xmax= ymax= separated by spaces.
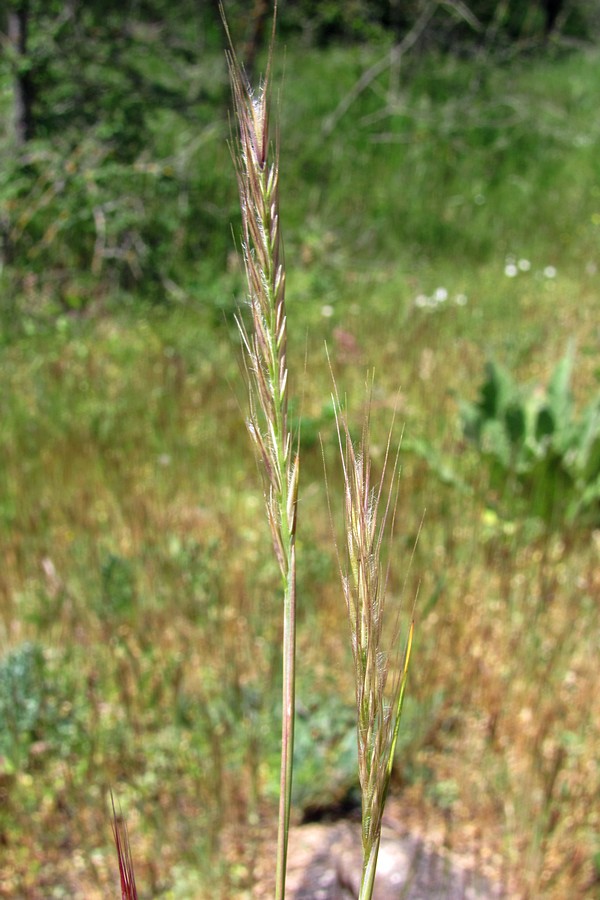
xmin=8 ymin=0 xmax=36 ymax=145
xmin=541 ymin=0 xmax=564 ymax=35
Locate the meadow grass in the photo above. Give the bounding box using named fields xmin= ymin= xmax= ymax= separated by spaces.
xmin=0 ymin=37 xmax=599 ymax=899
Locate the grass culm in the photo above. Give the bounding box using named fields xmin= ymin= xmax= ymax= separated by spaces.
xmin=223 ymin=5 xmax=299 ymax=898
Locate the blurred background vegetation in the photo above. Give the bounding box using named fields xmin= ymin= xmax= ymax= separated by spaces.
xmin=0 ymin=1 xmax=599 ymax=897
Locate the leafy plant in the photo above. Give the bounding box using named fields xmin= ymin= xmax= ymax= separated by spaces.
xmin=98 ymin=553 xmax=137 ymax=623
xmin=461 ymin=346 xmax=600 ymax=526
xmin=0 ymin=136 xmax=206 ymax=306
xmin=0 ymin=642 xmax=86 ymax=772
xmin=0 ymin=642 xmax=47 ymax=771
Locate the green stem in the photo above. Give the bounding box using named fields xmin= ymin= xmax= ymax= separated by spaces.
xmin=358 ymin=836 xmax=381 ymax=900
xmin=275 ymin=554 xmax=296 ymax=900
xmin=263 ymin=161 xmax=296 ymax=900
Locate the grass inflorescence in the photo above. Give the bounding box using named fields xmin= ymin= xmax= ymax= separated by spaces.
xmin=332 ymin=390 xmax=415 ymax=898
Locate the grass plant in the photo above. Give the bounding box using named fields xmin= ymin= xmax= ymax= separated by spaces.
xmin=223 ymin=6 xmax=298 ymax=897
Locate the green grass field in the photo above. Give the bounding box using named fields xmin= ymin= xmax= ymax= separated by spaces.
xmin=1 ymin=38 xmax=599 ymax=898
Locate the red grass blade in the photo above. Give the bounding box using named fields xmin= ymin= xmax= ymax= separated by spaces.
xmin=110 ymin=793 xmax=139 ymax=900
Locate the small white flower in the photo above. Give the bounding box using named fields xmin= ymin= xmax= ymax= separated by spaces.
xmin=455 ymin=293 xmax=468 ymax=306
xmin=504 ymin=263 xmax=518 ymax=277
xmin=543 ymin=266 xmax=557 ymax=278
xmin=433 ymin=287 xmax=448 ymax=303
xmin=518 ymin=258 xmax=531 ymax=271
xmin=414 ymin=294 xmax=428 ymax=308
xmin=321 ymin=304 xmax=334 ymax=317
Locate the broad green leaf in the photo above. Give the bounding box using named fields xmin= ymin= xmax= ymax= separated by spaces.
xmin=547 ymin=344 xmax=574 ymax=429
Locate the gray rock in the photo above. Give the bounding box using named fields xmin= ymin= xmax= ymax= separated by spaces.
xmin=285 ymin=822 xmax=505 ymax=900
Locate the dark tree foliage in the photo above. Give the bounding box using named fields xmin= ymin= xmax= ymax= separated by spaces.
xmin=0 ymin=0 xmax=596 ymax=315
xmin=1 ymin=0 xmax=595 ymax=151
xmin=2 ymin=0 xmax=223 ymax=158
xmin=276 ymin=0 xmax=591 ymax=45
xmin=0 ymin=0 xmax=237 ymax=306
